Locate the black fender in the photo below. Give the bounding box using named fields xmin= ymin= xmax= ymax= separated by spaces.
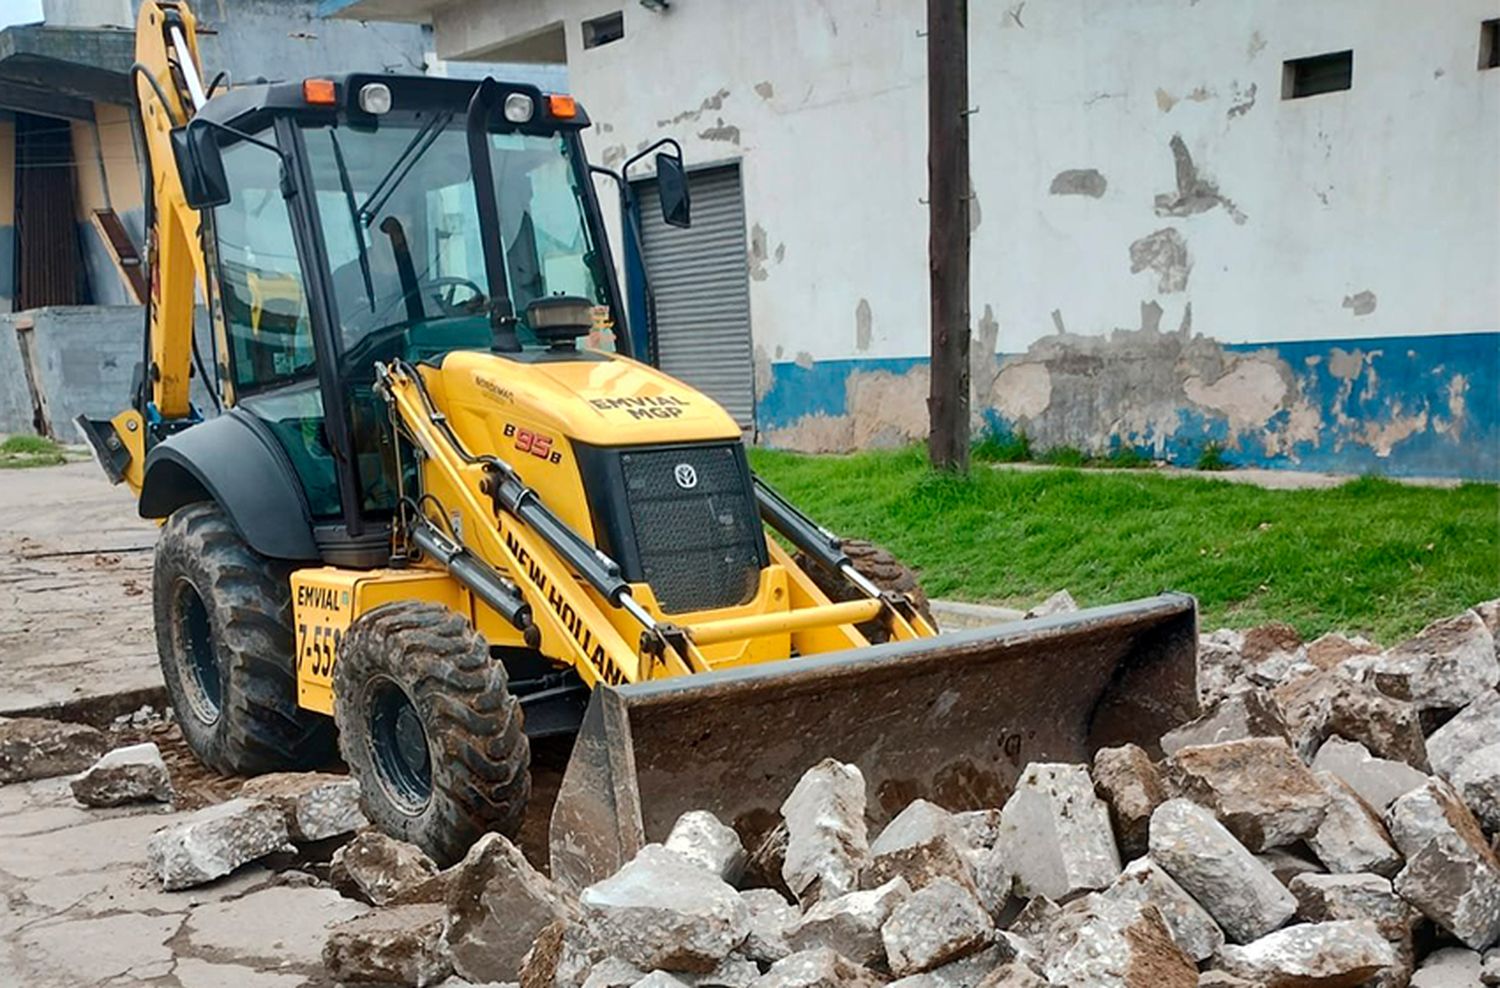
xmin=139 ymin=409 xmax=319 ymax=561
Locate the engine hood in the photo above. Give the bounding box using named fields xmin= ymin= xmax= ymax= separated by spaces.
xmin=432 ymin=348 xmax=744 ymax=447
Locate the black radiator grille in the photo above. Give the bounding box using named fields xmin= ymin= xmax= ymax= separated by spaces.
xmin=618 ymin=444 xmax=762 ymax=613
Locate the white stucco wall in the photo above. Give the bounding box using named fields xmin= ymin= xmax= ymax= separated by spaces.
xmin=413 ymin=0 xmax=1499 ymax=363
xmin=331 ymin=0 xmax=1500 ymax=476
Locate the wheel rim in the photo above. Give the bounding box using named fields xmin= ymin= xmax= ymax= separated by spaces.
xmin=174 ymin=579 xmax=221 ymax=725
xmin=367 ymin=679 xmax=432 ymax=814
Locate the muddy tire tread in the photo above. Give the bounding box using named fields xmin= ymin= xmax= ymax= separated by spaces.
xmin=335 ymin=601 xmax=530 ymax=866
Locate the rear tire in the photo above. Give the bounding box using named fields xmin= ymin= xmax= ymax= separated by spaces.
xmin=153 ymin=502 xmax=335 ymax=775
xmin=797 ymin=538 xmax=935 ymax=642
xmin=334 ymin=601 xmax=531 ymax=866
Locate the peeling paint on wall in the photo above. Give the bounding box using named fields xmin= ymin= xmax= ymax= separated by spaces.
xmin=1155 ymin=135 xmax=1248 ymax=224
xmin=1129 ymin=227 xmax=1192 ymax=293
xmin=656 ymin=88 xmax=731 ymax=128
xmin=855 ymin=298 xmax=873 ymax=352
xmin=1049 ymin=169 xmax=1108 ymax=197
xmin=757 ymin=330 xmax=1498 ymax=479
xmin=698 ymin=119 xmax=742 ymax=144
xmin=1343 ymin=290 xmax=1378 ymax=316
xmin=1227 ymin=82 xmax=1258 ymax=118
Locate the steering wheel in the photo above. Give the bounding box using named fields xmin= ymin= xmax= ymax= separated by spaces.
xmin=411 ymin=276 xmax=487 ymax=318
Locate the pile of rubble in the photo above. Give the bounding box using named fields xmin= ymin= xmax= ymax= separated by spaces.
xmin=2 ymin=597 xmax=1497 ymax=988
xmin=307 ymin=599 xmax=1498 ymax=987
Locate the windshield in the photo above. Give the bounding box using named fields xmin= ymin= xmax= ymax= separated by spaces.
xmin=300 ymin=112 xmax=616 ymax=374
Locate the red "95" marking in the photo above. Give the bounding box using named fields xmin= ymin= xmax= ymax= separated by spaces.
xmin=503 ymin=423 xmax=563 ymax=464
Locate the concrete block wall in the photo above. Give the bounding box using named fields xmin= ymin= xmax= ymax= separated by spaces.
xmin=0 ymin=305 xmax=216 ymax=439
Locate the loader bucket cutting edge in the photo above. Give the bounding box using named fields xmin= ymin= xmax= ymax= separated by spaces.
xmin=547 ymin=592 xmax=1199 ymax=890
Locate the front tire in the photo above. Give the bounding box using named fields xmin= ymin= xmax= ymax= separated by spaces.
xmin=334 ymin=602 xmax=531 ymax=866
xmin=797 ymin=538 xmax=935 ymax=642
xmin=153 ymin=502 xmax=335 ymax=775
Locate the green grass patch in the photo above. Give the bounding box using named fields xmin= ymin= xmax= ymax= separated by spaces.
xmin=751 ymin=446 xmax=1500 ymax=643
xmin=1197 ymin=441 xmax=1231 ymax=471
xmin=0 ymin=434 xmax=66 ymax=468
xmin=972 ymin=431 xmax=1032 ymax=463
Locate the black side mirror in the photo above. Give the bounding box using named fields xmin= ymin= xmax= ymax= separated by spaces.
xmin=656 ymin=151 xmax=691 ymax=229
xmin=171 ymin=119 xmax=231 ymax=210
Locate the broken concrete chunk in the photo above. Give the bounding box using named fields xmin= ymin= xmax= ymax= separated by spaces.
xmin=1197 ymin=974 xmax=1256 ymax=988
xmin=1101 ymin=857 xmax=1224 ymax=962
xmin=519 ymin=917 xmax=596 ymax=988
xmin=1310 ymin=737 xmax=1428 ymax=811
xmin=952 ymin=809 xmax=1002 ymax=852
xmin=780 ymin=759 xmax=869 ymax=907
xmin=1007 ymin=895 xmax=1060 ymax=943
xmin=1305 ymin=771 xmax=1402 ymax=877
xmin=1214 ymin=919 xmax=1397 ymax=988
xmin=968 ymin=843 xmax=1013 ymax=919
xmin=694 ymin=956 xmax=762 ymax=988
xmin=1385 ymin=776 xmax=1488 ymax=859
xmin=0 ymin=716 xmax=109 ymax=783
xmin=323 ymin=903 xmax=453 ymax=987
xmin=1199 ymin=630 xmax=1250 ymax=706
xmin=239 ymin=771 xmax=367 ymax=842
xmin=582 ymin=844 xmax=749 ymax=973
xmin=1165 ymin=738 xmax=1329 ymax=851
xmin=1394 ymin=830 xmax=1500 ymax=950
xmin=632 ymin=974 xmax=691 ymax=988
xmin=665 ymin=811 xmax=748 ymax=885
xmin=866 ymin=799 xmax=976 ymax=894
xmin=1253 ymin=847 xmax=1325 ymax=888
xmin=1161 ymin=689 xmax=1291 ymax=757
xmin=1241 ymin=623 xmax=1309 ymax=688
xmin=1043 ymin=895 xmax=1197 ymax=988
xmin=1092 ymin=743 xmax=1168 ymax=859
xmin=1452 ymin=741 xmax=1500 ymax=833
xmin=1426 ymin=691 xmax=1500 ymax=781
xmin=445 ymin=833 xmax=576 ymax=983
xmin=147 ymin=797 xmax=289 ymax=890
xmin=1273 ymin=671 xmax=1430 ymax=769
xmin=974 ymin=963 xmax=1049 ymax=987
xmin=331 ymin=829 xmax=442 ymax=906
xmin=583 ymin=956 xmax=648 ymax=988
xmin=1289 ymin=873 xmax=1419 ymax=941
xmin=1148 ymin=798 xmax=1296 ymax=944
xmin=1482 ymin=947 xmax=1500 ymax=986
xmin=1372 ymin=610 xmax=1499 ymax=712
xmin=1307 ymin=632 xmax=1383 ymax=673
xmin=748 ymin=948 xmax=885 ymax=988
xmin=69 ymin=742 xmax=172 ymax=807
xmin=998 ymin=763 xmax=1121 ymax=900
xmin=882 ymin=877 xmax=998 ymax=977
xmin=915 ymin=942 xmax=1018 ymax=987
xmin=786 ymin=877 xmax=909 ymax=967
xmin=1025 ymin=589 xmax=1078 ymax=618
xmin=1411 ymin=947 xmax=1484 ymax=988
xmin=740 ymin=888 xmax=797 ymax=965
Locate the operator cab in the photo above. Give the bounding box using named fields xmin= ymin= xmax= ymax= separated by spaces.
xmin=174 ymin=74 xmax=684 ymax=561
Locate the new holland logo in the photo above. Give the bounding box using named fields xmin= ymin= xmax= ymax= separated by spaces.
xmin=673 ymin=463 xmax=699 ymax=490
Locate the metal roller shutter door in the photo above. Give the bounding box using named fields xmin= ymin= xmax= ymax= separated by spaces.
xmin=634 ymin=165 xmax=756 ymax=429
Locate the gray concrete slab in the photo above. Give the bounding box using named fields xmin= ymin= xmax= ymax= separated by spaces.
xmin=0 ymin=461 xmax=161 ymax=718
xmin=0 ymin=770 xmax=360 ymax=986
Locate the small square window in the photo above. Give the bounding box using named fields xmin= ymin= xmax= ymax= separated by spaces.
xmin=1481 ymin=19 xmax=1500 ymax=70
xmin=1282 ymin=50 xmax=1354 ymax=99
xmin=583 ymin=11 xmax=624 ymax=49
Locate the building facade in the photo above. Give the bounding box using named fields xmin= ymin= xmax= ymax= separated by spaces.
xmin=324 ymin=0 xmax=1500 ymax=479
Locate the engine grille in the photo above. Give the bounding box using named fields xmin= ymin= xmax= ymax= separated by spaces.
xmin=618 ymin=443 xmax=762 ymax=613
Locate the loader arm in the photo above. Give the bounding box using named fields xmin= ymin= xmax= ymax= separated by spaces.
xmin=135 ymin=1 xmax=216 ymax=425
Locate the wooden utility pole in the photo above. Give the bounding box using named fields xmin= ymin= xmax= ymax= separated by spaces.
xmin=926 ymin=0 xmax=970 ymax=472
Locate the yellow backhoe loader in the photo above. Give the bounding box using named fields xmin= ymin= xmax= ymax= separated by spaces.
xmin=81 ymin=0 xmax=1199 ymax=886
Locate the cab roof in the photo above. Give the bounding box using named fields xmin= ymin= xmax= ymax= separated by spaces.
xmin=195 ymin=72 xmax=589 ymax=134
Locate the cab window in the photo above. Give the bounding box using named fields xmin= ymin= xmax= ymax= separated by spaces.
xmin=212 ymin=139 xmax=312 ymax=393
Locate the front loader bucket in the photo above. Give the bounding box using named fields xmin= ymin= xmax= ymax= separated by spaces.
xmin=549 ymin=592 xmax=1198 ymax=890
